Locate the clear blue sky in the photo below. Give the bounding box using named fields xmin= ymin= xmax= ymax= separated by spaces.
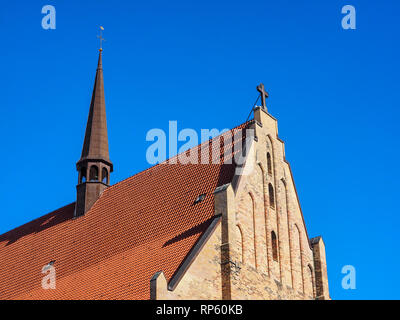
xmin=1 ymin=0 xmax=399 ymax=300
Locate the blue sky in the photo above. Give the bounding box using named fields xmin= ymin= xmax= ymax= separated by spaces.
xmin=0 ymin=0 xmax=399 ymax=299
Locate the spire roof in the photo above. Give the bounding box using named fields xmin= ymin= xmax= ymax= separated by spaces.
xmin=79 ymin=50 xmax=111 ymax=167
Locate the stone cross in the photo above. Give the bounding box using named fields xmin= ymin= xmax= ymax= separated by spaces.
xmin=257 ymin=83 xmax=269 ymax=109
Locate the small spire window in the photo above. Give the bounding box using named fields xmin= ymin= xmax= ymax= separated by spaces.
xmin=80 ymin=167 xmax=87 ymax=184
xmin=102 ymin=167 xmax=109 ymax=184
xmin=89 ymin=165 xmax=99 ymax=181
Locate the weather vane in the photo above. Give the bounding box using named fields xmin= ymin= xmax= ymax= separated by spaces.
xmin=97 ymin=26 xmax=105 ymax=51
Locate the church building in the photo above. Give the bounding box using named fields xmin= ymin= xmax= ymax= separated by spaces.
xmin=0 ymin=49 xmax=330 ymax=300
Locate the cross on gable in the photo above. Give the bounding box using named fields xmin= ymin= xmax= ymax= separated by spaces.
xmin=257 ymin=83 xmax=269 ymax=110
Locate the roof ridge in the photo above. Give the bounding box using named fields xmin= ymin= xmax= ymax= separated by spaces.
xmin=0 ymin=202 xmax=76 ymax=239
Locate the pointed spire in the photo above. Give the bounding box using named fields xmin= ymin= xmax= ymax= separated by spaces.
xmin=79 ymin=50 xmax=111 ymax=167
xmin=75 ymin=49 xmax=113 ymax=217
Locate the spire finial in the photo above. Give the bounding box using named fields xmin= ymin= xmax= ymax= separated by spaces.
xmin=97 ymin=26 xmax=105 ymax=51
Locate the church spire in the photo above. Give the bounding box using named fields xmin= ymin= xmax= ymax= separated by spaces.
xmin=75 ymin=48 xmax=113 ymax=218
xmin=79 ymin=50 xmax=111 ymax=163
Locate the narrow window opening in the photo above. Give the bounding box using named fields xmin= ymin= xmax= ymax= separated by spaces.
xmin=80 ymin=167 xmax=87 ymax=183
xmin=268 ymin=183 xmax=275 ymax=209
xmin=271 ymin=231 xmax=278 ymax=262
xmin=89 ymin=165 xmax=99 ymax=181
xmin=102 ymin=167 xmax=108 ymax=184
xmin=267 ymin=152 xmax=272 ymax=175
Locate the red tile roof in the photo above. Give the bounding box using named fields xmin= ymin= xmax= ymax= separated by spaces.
xmin=0 ymin=122 xmax=250 ymax=300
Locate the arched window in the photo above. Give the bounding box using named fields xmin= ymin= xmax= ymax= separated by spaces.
xmin=79 ymin=167 xmax=87 ymax=184
xmin=267 ymin=152 xmax=272 ymax=175
xmin=271 ymin=231 xmax=278 ymax=261
xmin=268 ymin=183 xmax=275 ymax=208
xmin=89 ymin=165 xmax=99 ymax=181
xmin=102 ymin=167 xmax=108 ymax=184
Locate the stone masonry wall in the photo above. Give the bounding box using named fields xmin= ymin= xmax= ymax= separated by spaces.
xmin=151 ymin=107 xmax=329 ymax=300
xmin=151 ymin=223 xmax=223 ymax=300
